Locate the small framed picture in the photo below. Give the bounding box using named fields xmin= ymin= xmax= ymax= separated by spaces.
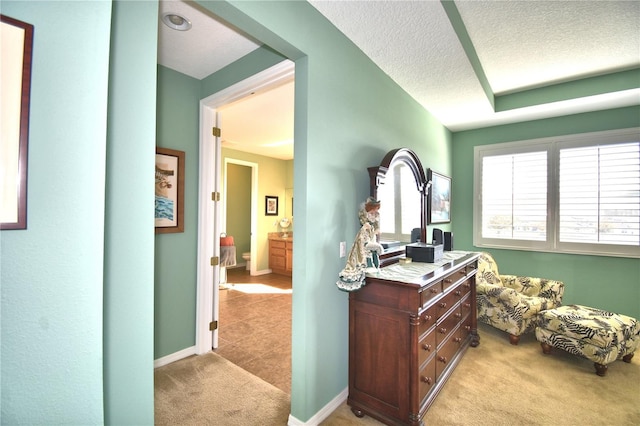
xmin=155 ymin=147 xmax=185 ymax=233
xmin=428 ymin=169 xmax=451 ymax=224
xmin=265 ymin=196 xmax=278 ymax=216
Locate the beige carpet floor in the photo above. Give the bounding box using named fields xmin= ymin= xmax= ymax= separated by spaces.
xmin=155 ymin=323 xmax=639 ymax=425
xmin=154 ymin=351 xmax=290 ymax=425
xmin=322 ymin=323 xmax=640 ymax=425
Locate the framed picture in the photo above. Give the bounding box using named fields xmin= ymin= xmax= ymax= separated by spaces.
xmin=427 ymin=169 xmax=451 ymax=224
xmin=155 ymin=148 xmax=185 ymax=233
xmin=265 ymin=196 xmax=278 ymax=216
xmin=1 ymin=15 xmax=34 ymax=230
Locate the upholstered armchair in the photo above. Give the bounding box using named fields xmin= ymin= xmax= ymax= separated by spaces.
xmin=476 ymin=252 xmax=565 ymax=345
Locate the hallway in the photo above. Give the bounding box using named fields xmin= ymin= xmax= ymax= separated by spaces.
xmin=214 ymin=268 xmax=292 ymax=394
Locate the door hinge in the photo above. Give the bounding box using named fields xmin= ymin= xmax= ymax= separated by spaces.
xmin=209 ymin=321 xmax=218 ymax=331
xmin=211 ymin=191 xmax=220 ymax=201
xmin=210 ymin=256 xmax=219 ymax=266
xmin=212 ymin=127 xmax=221 ymax=137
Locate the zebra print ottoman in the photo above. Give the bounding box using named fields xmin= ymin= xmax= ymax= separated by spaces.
xmin=535 ymin=304 xmax=640 ymax=376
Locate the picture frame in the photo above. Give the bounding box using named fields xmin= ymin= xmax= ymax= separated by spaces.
xmin=155 ymin=147 xmax=185 ymax=233
xmin=427 ymin=169 xmax=451 ymax=224
xmin=265 ymin=196 xmax=278 ymax=216
xmin=1 ymin=15 xmax=34 ymax=230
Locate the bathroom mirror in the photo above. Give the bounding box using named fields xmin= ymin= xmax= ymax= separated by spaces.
xmin=368 ymin=148 xmax=428 ymax=265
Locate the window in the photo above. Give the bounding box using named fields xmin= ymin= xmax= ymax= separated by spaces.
xmin=474 ymin=128 xmax=640 ymax=258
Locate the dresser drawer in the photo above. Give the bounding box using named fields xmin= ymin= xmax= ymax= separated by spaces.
xmin=436 ymin=329 xmax=463 ymax=380
xmin=418 ymin=355 xmax=436 ymax=403
xmin=271 ymin=247 xmax=286 ymax=257
xmin=418 ymin=328 xmax=436 ymax=367
xmin=270 ymin=240 xmax=286 ymax=249
xmin=436 ymin=305 xmax=461 ymax=345
xmin=454 ymin=278 xmax=472 ymax=300
xmin=418 ymin=304 xmax=437 ymax=337
xmin=442 ymin=267 xmax=467 ymax=291
xmin=436 ymin=289 xmax=458 ymax=318
xmin=420 ymin=281 xmax=442 ymax=308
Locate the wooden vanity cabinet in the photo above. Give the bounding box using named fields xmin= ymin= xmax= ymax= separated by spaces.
xmin=348 ymin=253 xmax=480 ymax=426
xmin=269 ymin=238 xmax=292 ymax=276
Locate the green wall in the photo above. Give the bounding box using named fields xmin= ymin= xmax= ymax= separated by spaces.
xmin=0 ymin=2 xmax=111 ymax=422
xmin=452 ymin=106 xmax=640 ymax=319
xmin=154 ymin=65 xmax=201 ymax=359
xmin=104 ymin=1 xmax=158 ymax=423
xmin=1 ymin=0 xmax=157 ymax=424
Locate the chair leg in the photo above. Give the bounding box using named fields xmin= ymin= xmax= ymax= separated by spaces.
xmin=594 ymin=363 xmax=608 ymax=377
xmin=622 ymin=353 xmax=634 ymax=363
xmin=509 ymin=334 xmax=520 ymax=345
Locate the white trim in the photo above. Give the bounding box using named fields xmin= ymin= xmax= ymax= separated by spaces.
xmin=287 ymin=388 xmax=348 ymax=426
xmin=153 ymin=346 xmax=197 ymax=369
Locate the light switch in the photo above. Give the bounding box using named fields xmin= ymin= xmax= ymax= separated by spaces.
xmin=340 ymin=241 xmax=346 ymax=258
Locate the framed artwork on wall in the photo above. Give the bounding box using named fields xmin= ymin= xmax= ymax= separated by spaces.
xmin=265 ymin=196 xmax=278 ymax=216
xmin=427 ymin=169 xmax=451 ymax=224
xmin=1 ymin=15 xmax=34 ymax=230
xmin=155 ymin=147 xmax=185 ymax=233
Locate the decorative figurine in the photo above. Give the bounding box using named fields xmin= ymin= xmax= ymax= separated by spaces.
xmin=336 ymin=197 xmax=383 ymax=292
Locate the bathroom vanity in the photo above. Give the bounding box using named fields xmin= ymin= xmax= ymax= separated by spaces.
xmin=268 ymin=233 xmax=292 ymax=276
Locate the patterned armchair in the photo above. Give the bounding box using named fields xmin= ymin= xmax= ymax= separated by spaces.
xmin=476 ymin=252 xmax=565 ymax=345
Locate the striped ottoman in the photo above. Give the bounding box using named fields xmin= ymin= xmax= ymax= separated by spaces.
xmin=535 ymin=304 xmax=640 ymax=376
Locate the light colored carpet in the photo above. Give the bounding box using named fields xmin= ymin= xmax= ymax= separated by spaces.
xmin=154 ymin=351 xmax=289 ymax=425
xmin=321 ymin=323 xmax=640 ymax=425
xmin=155 ymin=323 xmax=640 ymax=426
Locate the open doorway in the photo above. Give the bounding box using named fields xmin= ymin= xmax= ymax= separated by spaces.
xmin=195 ymin=61 xmax=294 ymax=396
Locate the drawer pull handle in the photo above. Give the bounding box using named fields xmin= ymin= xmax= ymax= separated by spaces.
xmin=455 ymin=313 xmax=462 ymax=319
xmin=439 ymin=302 xmax=447 ymax=308
xmin=455 ymin=290 xmax=461 ymax=296
xmin=422 ymin=343 xmax=432 ymax=351
xmin=454 ymin=337 xmax=462 ymax=343
xmin=439 ymin=327 xmax=447 ymax=334
xmin=459 ymin=270 xmax=466 ymax=275
xmin=430 ymin=288 xmax=439 ymax=294
xmin=465 ymin=325 xmax=471 ymax=331
xmin=463 ymin=283 xmax=471 ymax=289
xmin=438 ymin=356 xmax=448 ymax=364
xmin=423 ymin=315 xmax=432 ymax=322
xmin=421 ymin=376 xmax=433 ymax=385
xmin=444 ymin=278 xmax=453 ymax=284
xmin=464 ymin=303 xmax=471 ymax=309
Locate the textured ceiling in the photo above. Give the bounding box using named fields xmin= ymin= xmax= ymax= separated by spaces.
xmin=157 ymin=1 xmax=640 ymax=160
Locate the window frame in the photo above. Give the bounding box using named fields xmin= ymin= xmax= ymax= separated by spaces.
xmin=473 ymin=128 xmax=640 ymax=258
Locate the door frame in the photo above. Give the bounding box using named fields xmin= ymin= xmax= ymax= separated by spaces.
xmin=195 ymin=60 xmax=294 ymax=354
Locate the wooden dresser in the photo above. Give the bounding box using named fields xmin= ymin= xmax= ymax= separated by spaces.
xmin=268 ymin=236 xmax=292 ymax=276
xmin=348 ymin=252 xmax=480 ymax=425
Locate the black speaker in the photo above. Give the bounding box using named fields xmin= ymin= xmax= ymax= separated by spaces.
xmin=444 ymin=232 xmax=454 ymax=251
xmin=432 ymin=228 xmax=443 ymax=245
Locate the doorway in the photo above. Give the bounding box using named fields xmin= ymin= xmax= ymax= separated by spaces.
xmin=195 ymin=60 xmax=294 ymax=355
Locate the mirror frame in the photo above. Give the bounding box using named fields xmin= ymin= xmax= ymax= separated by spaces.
xmin=368 ymin=148 xmax=429 ymax=266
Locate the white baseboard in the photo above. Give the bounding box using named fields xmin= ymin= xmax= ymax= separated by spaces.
xmin=153 ymin=346 xmax=197 ymax=368
xmin=287 ymin=388 xmax=348 ymax=425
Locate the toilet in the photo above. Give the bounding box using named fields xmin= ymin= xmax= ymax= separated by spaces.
xmin=242 ymin=252 xmax=251 ymax=271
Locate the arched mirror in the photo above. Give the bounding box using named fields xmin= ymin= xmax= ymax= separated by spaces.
xmin=368 ymin=148 xmax=429 ymax=264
